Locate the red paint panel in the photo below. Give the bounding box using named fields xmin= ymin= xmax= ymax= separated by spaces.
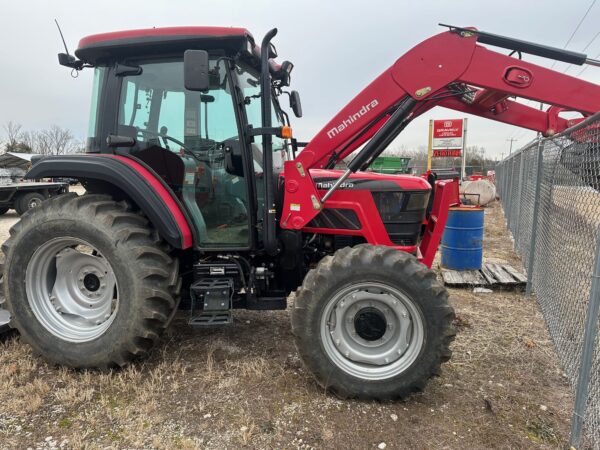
xmin=310 ymin=169 xmax=431 ymax=190
xmin=302 ymin=190 xmax=418 ymax=253
xmin=419 ymin=179 xmax=460 ymax=268
xmin=102 ymin=155 xmax=193 ymax=249
xmin=78 ymin=26 xmax=251 ymax=50
xmin=460 ymin=46 xmax=600 ymax=115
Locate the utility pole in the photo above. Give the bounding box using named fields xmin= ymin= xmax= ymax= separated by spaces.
xmin=461 ymin=118 xmax=468 ymax=180
xmin=507 ymin=138 xmax=518 ymax=155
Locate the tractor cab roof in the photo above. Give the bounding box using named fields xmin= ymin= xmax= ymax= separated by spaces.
xmin=75 ymin=26 xmax=255 ymax=65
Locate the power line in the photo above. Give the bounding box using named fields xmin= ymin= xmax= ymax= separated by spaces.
xmin=564 ymin=30 xmax=600 ymax=74
xmin=507 ymin=3 xmax=597 ymax=143
xmin=576 ymin=50 xmax=600 ymax=77
xmin=551 ymin=0 xmax=597 ymax=68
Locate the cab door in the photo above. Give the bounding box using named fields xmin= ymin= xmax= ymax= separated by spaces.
xmin=115 ymin=58 xmax=253 ymax=249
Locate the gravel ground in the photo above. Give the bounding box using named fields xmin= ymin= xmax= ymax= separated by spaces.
xmin=0 ymin=190 xmax=572 ymax=449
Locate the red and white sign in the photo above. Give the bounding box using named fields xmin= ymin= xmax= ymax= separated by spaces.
xmin=432 ymin=119 xmax=464 ymax=155
xmin=433 ymin=149 xmax=461 ymax=157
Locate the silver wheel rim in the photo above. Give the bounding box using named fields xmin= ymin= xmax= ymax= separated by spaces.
xmin=28 ymin=198 xmax=43 ymax=209
xmin=25 ymin=237 xmax=119 ymax=343
xmin=320 ymin=281 xmax=424 ymax=381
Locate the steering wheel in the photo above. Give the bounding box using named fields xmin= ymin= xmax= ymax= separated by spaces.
xmin=137 ymin=128 xmax=187 ymax=150
xmin=159 ymin=126 xmax=170 ymax=150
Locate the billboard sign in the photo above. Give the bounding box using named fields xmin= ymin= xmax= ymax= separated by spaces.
xmin=432 ymin=119 xmax=463 ymax=156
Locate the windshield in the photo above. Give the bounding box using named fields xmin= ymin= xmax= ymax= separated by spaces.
xmin=235 ymin=63 xmax=287 ymax=172
xmin=117 ymin=58 xmax=239 ymax=154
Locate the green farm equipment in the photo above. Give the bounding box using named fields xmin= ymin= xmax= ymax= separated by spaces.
xmin=369 ymin=156 xmax=411 ymax=174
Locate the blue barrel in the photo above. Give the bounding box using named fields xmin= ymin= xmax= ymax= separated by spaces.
xmin=441 ymin=207 xmax=484 ymax=270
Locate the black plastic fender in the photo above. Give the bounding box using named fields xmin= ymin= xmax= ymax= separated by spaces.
xmin=26 ymin=154 xmax=193 ymax=249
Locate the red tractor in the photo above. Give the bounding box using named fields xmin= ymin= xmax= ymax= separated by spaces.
xmin=2 ymin=24 xmax=599 ymax=399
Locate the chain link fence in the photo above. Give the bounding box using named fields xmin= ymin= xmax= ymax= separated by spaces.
xmin=495 ymin=113 xmax=600 ymax=449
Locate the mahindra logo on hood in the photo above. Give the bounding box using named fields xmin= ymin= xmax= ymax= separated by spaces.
xmin=327 ymin=99 xmax=379 ymax=139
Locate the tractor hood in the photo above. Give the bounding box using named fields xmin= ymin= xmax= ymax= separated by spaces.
xmin=307 ymin=169 xmax=431 ymax=192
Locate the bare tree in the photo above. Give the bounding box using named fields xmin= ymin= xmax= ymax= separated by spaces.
xmin=18 ymin=131 xmax=38 ymax=153
xmin=38 ymin=125 xmax=77 ymax=155
xmin=3 ymin=121 xmax=23 ymax=152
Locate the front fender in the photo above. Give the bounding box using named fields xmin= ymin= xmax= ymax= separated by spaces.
xmin=26 ymin=154 xmax=193 ymax=249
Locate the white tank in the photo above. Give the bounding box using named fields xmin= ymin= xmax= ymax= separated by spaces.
xmin=459 ymin=179 xmax=496 ymax=206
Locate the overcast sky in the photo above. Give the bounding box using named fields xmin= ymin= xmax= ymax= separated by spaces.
xmin=2 ymin=0 xmax=600 ymax=159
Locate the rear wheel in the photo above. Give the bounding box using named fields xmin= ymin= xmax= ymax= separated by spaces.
xmin=15 ymin=192 xmax=45 ymax=215
xmin=2 ymin=193 xmax=180 ymax=368
xmin=292 ymin=244 xmax=455 ymax=400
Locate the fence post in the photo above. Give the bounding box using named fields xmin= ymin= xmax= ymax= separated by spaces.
xmin=525 ymin=138 xmax=544 ymax=296
xmin=569 ymin=232 xmax=600 ymax=448
xmin=514 ymin=152 xmax=525 ymax=249
xmin=506 ymin=158 xmax=514 ymax=228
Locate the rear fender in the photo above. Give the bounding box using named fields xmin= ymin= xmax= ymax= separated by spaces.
xmin=26 ymin=154 xmax=193 ymax=249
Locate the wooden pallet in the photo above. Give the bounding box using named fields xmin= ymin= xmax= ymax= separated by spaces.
xmin=441 ymin=263 xmax=527 ymax=288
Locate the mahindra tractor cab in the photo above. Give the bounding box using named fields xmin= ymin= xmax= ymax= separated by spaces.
xmin=4 ymin=25 xmax=599 ymax=399
xmin=79 ymin=28 xmax=296 ymax=249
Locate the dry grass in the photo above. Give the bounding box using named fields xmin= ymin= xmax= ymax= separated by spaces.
xmin=0 ymin=198 xmax=572 ymax=449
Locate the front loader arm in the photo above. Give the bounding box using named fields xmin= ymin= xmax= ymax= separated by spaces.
xmin=281 ymin=26 xmax=600 ymax=230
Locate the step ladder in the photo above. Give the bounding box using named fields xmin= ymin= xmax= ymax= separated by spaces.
xmin=189 ymin=278 xmax=233 ymax=326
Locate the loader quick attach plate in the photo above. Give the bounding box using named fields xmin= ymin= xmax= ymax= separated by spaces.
xmin=189 ymin=278 xmax=233 ymax=326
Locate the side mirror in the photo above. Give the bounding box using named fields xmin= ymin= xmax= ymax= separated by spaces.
xmin=223 ymin=140 xmax=244 ymax=177
xmin=184 ymin=50 xmax=209 ymax=91
xmin=58 ymin=53 xmax=84 ymax=70
xmin=290 ymin=90 xmax=302 ymax=118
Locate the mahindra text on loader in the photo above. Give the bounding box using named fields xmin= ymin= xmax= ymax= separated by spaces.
xmin=2 ymin=24 xmax=599 ymax=399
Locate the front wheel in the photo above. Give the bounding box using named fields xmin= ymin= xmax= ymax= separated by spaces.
xmin=291 ymin=244 xmax=455 ymax=400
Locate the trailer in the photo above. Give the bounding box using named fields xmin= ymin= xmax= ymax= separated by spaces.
xmin=0 ymin=152 xmax=69 ymax=215
xmin=0 ymin=182 xmax=69 ymax=215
